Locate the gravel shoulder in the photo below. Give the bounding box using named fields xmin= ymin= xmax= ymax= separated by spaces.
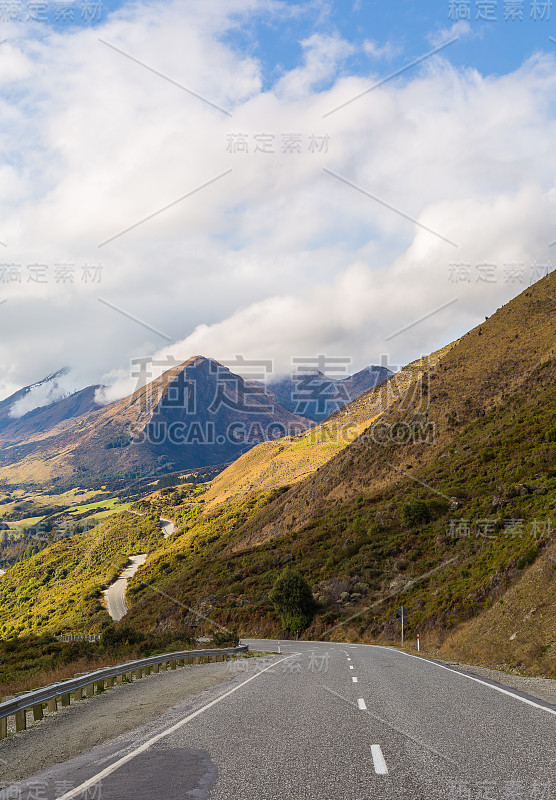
xmin=441 ymin=659 xmax=556 ymax=706
xmin=0 ymin=660 xmax=236 ymax=787
xmin=405 ymin=649 xmax=556 ymax=706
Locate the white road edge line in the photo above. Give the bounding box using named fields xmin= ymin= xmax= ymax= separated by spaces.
xmin=55 ymin=654 xmax=297 ymax=799
xmin=392 ymin=650 xmax=556 ymax=718
xmin=357 ymin=698 xmax=367 ymax=710
xmin=371 ymin=744 xmax=388 ymax=775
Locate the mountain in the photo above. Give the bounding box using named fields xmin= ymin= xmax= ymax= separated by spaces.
xmin=0 ymin=384 xmax=101 ymax=442
xmin=266 ymin=365 xmax=392 ymax=422
xmin=115 ymin=272 xmax=555 ymax=676
xmin=0 ymin=356 xmax=313 ymax=490
xmin=0 ymin=369 xmax=77 ymax=429
xmin=203 ymin=346 xmax=454 ymax=510
xmin=1 ymin=276 xmax=554 ymax=680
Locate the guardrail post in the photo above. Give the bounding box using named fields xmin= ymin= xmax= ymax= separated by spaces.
xmin=15 ymin=710 xmax=26 ymax=732
xmin=0 ymin=646 xmax=246 ymax=740
xmin=0 ymin=700 xmax=8 ymax=740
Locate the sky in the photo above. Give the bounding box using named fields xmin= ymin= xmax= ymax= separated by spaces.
xmin=1 ymin=0 xmax=556 ymax=408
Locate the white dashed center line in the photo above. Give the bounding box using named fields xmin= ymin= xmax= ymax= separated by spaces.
xmin=357 ymin=698 xmax=367 ymax=710
xmin=349 ymin=665 xmax=354 ymax=669
xmin=371 ymin=744 xmax=388 ymax=775
xmin=352 ymin=677 xmax=358 ymax=683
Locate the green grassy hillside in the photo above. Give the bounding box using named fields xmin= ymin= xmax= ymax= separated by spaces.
xmin=0 ymin=512 xmax=163 ymax=637
xmin=123 ymin=357 xmax=555 ymax=675
xmin=2 ymin=274 xmax=555 ymax=680
xmin=203 ymin=344 xmax=456 ymax=510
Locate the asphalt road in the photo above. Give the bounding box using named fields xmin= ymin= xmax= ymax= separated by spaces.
xmin=102 ymin=555 xmax=147 ymax=622
xmin=4 ymin=640 xmax=555 ymax=800
xmin=160 ymin=518 xmax=175 ymax=539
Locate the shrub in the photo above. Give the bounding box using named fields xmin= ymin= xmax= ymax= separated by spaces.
xmin=401 ymin=500 xmax=430 ymax=528
xmin=210 ymin=629 xmax=240 ymax=647
xmin=100 ymin=623 xmax=144 ymax=648
xmin=269 ymin=568 xmax=317 ymax=637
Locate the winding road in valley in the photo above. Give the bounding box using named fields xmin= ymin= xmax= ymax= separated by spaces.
xmin=160 ymin=517 xmax=175 ymax=538
xmin=102 ymin=554 xmax=147 ymax=622
xmin=103 ymin=517 xmax=175 ymax=622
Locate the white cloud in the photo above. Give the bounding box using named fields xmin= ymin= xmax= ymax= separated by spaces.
xmin=428 ymin=20 xmax=472 ymax=48
xmin=362 ymin=39 xmax=401 ymax=61
xmin=1 ymin=2 xmax=556 ymax=408
xmin=276 ymin=32 xmax=355 ymax=97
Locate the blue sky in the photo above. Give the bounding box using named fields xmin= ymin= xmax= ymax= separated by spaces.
xmin=226 ymin=0 xmax=555 ymax=83
xmin=43 ymin=0 xmax=556 ymax=81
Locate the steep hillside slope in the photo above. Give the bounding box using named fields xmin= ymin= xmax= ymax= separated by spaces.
xmin=235 ymin=273 xmax=555 ymax=547
xmin=120 ymin=275 xmax=555 ymax=675
xmin=0 ymin=512 xmax=163 ymax=637
xmin=441 ymin=538 xmax=556 ymax=675
xmin=204 ymin=344 xmax=456 ymax=509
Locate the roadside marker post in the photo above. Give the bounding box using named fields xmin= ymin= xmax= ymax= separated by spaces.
xmin=417 ymin=634 xmax=420 ymax=652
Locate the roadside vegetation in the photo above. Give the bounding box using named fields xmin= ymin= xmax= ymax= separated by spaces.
xmin=0 ymin=627 xmax=195 ymax=695
xmin=1 ymin=275 xmax=554 ymax=681
xmin=124 ymin=361 xmax=555 ymax=675
xmin=0 ymin=513 xmax=163 ymax=638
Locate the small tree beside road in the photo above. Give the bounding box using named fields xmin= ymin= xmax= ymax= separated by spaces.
xmin=269 ymin=567 xmax=317 ymax=637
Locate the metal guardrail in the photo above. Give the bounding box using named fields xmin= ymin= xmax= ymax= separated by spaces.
xmin=55 ymin=635 xmax=101 ymax=642
xmin=0 ymin=645 xmax=247 ymax=738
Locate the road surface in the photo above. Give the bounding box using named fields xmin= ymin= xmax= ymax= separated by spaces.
xmin=160 ymin=518 xmax=175 ymax=538
xmin=2 ymin=639 xmax=554 ymax=799
xmin=102 ymin=555 xmax=147 ymax=622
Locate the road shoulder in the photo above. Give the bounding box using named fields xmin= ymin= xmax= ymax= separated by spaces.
xmin=0 ymin=661 xmax=236 ymax=787
xmin=403 ymin=649 xmax=556 ymax=707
